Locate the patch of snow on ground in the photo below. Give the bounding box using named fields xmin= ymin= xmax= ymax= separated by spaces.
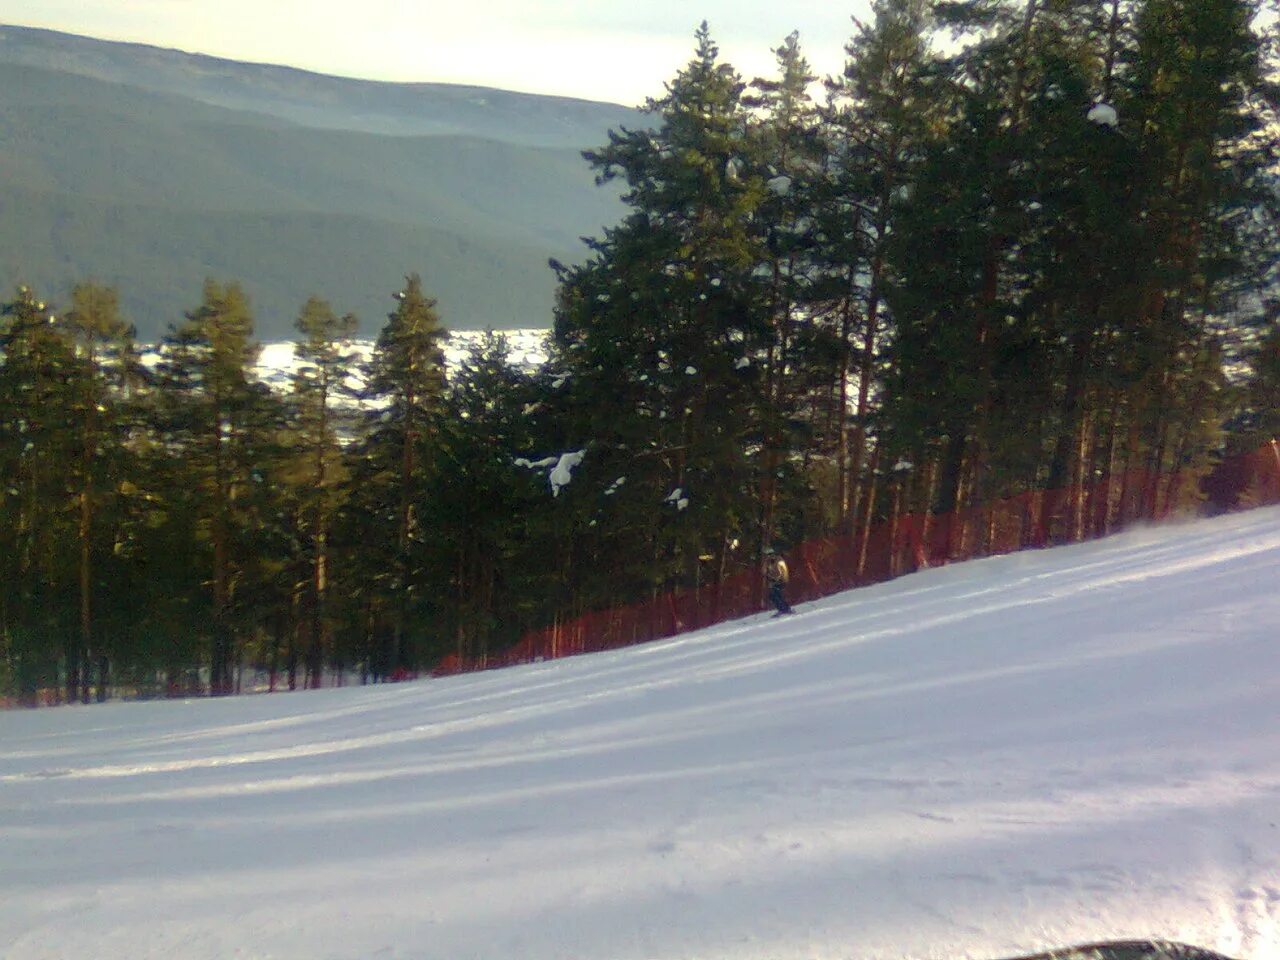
xmin=3 ymin=508 xmax=1280 ymax=960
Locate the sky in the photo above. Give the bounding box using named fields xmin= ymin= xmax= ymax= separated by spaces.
xmin=3 ymin=505 xmax=1279 ymax=958
xmin=0 ymin=0 xmax=870 ymax=105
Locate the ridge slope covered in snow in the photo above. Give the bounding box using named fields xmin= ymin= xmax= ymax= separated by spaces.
xmin=2 ymin=508 xmax=1279 ymax=960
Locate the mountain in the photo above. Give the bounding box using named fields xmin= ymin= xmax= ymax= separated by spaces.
xmin=0 ymin=25 xmax=645 ymax=338
xmin=0 ymin=25 xmax=643 ymax=146
xmin=3 ymin=505 xmax=1278 ymax=959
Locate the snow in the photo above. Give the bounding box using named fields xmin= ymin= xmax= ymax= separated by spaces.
xmin=516 ymin=449 xmax=585 ymax=496
xmin=4 ymin=508 xmax=1280 ymax=960
xmin=547 ymin=448 xmax=585 ymax=496
xmin=513 ymin=455 xmax=558 ymax=469
xmin=249 ymin=329 xmax=549 ymax=393
xmin=1088 ymin=102 xmax=1119 ymax=128
xmin=767 ymin=174 xmax=793 ymax=196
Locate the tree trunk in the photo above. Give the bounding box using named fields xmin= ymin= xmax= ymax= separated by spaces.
xmin=1044 ymin=326 xmax=1092 ymax=541
xmin=95 ymin=654 xmax=108 ymax=703
xmin=854 ymin=444 xmax=882 ymax=581
xmin=837 ymin=299 xmax=854 ymax=528
xmin=848 ymin=263 xmax=884 ymax=540
xmin=78 ymin=484 xmax=92 ymax=704
xmin=1095 ymin=393 xmax=1122 ymax=537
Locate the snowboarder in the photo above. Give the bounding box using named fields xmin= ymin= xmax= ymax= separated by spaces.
xmin=764 ymin=547 xmax=793 ymax=616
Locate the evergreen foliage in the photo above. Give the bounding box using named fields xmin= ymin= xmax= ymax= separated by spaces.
xmin=348 ymin=275 xmax=450 ymax=674
xmin=2 ymin=3 xmax=1277 ymax=702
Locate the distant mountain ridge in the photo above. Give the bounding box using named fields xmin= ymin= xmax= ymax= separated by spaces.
xmin=0 ymin=25 xmax=646 ymax=338
xmin=0 ymin=24 xmax=643 ymax=146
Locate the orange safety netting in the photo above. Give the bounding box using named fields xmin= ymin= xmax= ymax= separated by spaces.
xmin=434 ymin=440 xmax=1280 ymax=677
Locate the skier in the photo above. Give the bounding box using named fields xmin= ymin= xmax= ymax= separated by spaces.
xmin=763 ymin=547 xmax=793 ymax=616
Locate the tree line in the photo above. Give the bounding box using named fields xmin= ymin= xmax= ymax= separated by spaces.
xmin=2 ymin=0 xmax=1278 ymax=703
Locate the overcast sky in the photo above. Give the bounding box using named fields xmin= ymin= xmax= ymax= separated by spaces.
xmin=1 ymin=1 xmax=870 ymax=105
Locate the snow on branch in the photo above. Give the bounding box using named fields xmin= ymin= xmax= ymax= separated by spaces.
xmin=515 ymin=450 xmax=586 ymax=496
xmin=1087 ymin=102 xmax=1118 ymax=128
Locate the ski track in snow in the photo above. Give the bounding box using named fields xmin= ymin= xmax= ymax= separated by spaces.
xmin=2 ymin=509 xmax=1280 ymax=960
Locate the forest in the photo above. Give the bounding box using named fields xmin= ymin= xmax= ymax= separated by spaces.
xmin=1 ymin=0 xmax=1278 ymax=704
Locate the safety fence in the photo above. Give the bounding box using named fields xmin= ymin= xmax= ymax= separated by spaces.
xmin=433 ymin=440 xmax=1280 ymax=677
xmin=5 ymin=441 xmax=1277 ymax=707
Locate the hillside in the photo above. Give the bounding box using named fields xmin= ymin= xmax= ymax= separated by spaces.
xmin=2 ymin=507 xmax=1278 ymax=960
xmin=0 ymin=26 xmax=642 ymax=338
xmin=0 ymin=25 xmax=643 ymax=145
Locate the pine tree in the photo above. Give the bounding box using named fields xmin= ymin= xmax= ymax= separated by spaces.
xmin=0 ymin=286 xmax=80 ymax=701
xmin=153 ymin=279 xmax=265 ymax=695
xmin=1230 ymin=303 xmax=1280 ymax=449
xmin=745 ymin=32 xmax=844 ymax=550
xmin=424 ymin=333 xmax=549 ymax=663
xmin=1114 ymin=0 xmax=1275 ymax=518
xmin=62 ymin=283 xmax=138 ymax=701
xmin=350 ymin=274 xmax=448 ymax=674
xmin=822 ymin=0 xmax=935 ymax=551
xmin=283 ymin=297 xmax=360 ymax=687
xmin=551 ymin=23 xmax=772 ymax=608
xmin=874 ymin=0 xmax=1275 ymax=547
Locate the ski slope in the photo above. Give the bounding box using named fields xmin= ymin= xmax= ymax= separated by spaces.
xmin=3 ymin=509 xmax=1280 ymax=960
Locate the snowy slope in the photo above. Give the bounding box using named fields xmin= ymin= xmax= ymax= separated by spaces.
xmin=3 ymin=509 xmax=1280 ymax=960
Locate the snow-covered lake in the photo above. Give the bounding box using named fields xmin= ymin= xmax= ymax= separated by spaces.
xmin=2 ymin=508 xmax=1279 ymax=960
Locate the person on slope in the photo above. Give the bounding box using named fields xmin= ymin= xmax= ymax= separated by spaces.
xmin=764 ymin=547 xmax=793 ymax=616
